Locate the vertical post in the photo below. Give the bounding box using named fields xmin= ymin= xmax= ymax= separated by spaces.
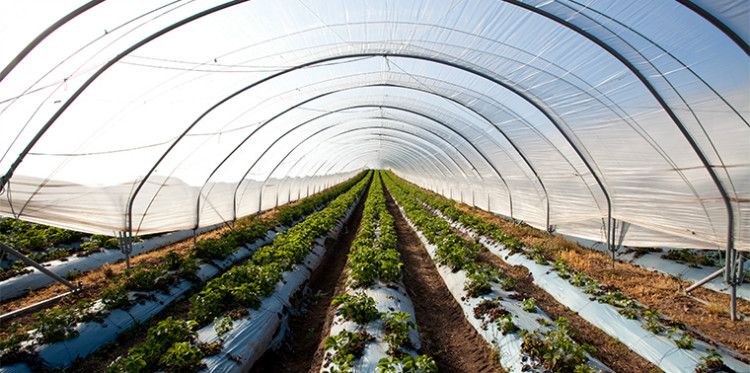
xmin=730 ymin=251 xmax=743 ymax=321
xmin=193 ymin=229 xmax=197 ymax=245
xmin=610 ymin=218 xmax=617 ymax=269
xmin=118 ymin=231 xmax=132 ymax=269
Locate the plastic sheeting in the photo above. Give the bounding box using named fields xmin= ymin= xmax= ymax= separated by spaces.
xmin=394 ymin=201 xmax=611 ymax=373
xmin=0 ymin=1 xmax=747 ymax=251
xmin=197 ymin=193 xmax=360 ymax=372
xmin=321 ymin=283 xmax=422 ymax=373
xmin=0 ymin=223 xmax=222 ymax=301
xmin=3 ymin=231 xmax=276 ymax=372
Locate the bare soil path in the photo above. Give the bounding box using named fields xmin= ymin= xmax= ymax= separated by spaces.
xmin=383 ymin=186 xmax=503 ymax=373
xmin=249 ymin=184 xmax=369 ymax=373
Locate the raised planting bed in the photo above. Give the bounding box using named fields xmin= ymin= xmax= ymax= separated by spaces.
xmin=0 ymin=172 xmax=371 ymax=372
xmin=320 ymin=172 xmax=434 ymax=373
xmin=383 ymin=173 xmax=609 ymax=373
xmin=103 ymin=172 xmax=371 ymax=373
xmin=397 ymin=173 xmax=750 ymax=373
xmin=0 ymin=225 xmax=222 ymax=302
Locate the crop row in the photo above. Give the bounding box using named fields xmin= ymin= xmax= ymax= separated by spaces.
xmin=0 ymin=172 xmax=369 ymax=371
xmin=107 ymin=171 xmax=372 ymax=373
xmin=389 ymin=173 xmax=748 ymax=373
xmin=322 ymin=171 xmax=436 ymax=373
xmin=382 ymin=171 xmax=606 ymax=373
xmin=0 ymin=217 xmax=121 ymax=281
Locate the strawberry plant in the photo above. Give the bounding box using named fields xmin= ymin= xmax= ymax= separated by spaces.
xmin=464 ymin=264 xmax=503 ymax=297
xmin=108 ymin=317 xmax=218 ymax=373
xmin=323 ymin=330 xmax=374 ymax=373
xmin=332 ymin=292 xmax=381 ymax=324
xmin=377 ymin=355 xmax=438 ymax=373
xmin=641 ymin=309 xmax=664 ymax=334
xmin=383 ymin=311 xmax=417 ymax=353
xmin=33 ymin=306 xmax=79 ymax=344
xmin=522 ymin=297 xmax=537 ymax=313
xmin=101 ymin=285 xmax=134 ymax=311
xmin=670 ymin=329 xmax=695 ymax=349
xmin=347 ymin=174 xmax=402 ymax=287
xmin=160 ymin=342 xmax=204 ymax=372
xmin=520 ymin=317 xmax=594 ymax=372
xmin=190 ymin=174 xmax=370 ymax=325
xmin=0 ymin=322 xmax=31 ymax=364
xmin=213 ymin=316 xmax=233 ymax=336
xmin=695 ymin=349 xmax=724 ymax=373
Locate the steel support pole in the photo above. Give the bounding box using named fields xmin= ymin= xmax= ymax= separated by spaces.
xmin=1 ymin=241 xmax=79 ymax=291
xmin=610 ymin=217 xmax=617 ymax=268
xmin=0 ymin=290 xmax=76 ymax=323
xmin=684 ymin=267 xmax=725 ymax=293
xmin=730 ymin=252 xmax=743 ymax=321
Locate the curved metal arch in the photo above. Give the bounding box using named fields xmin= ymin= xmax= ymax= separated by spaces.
xmin=675 ymin=0 xmax=749 ymax=54
xmin=187 ymin=86 xmax=519 ymax=229
xmin=547 ymin=0 xmax=735 ymax=241
xmin=363 ymin=83 xmax=552 ymax=229
xmin=301 ymin=142 xmax=440 ymax=198
xmin=502 ymin=0 xmax=734 ymax=261
xmin=280 ymin=143 xmax=429 ymax=203
xmin=258 ymin=134 xmax=460 ymax=211
xmin=158 ymin=51 xmax=614 ymax=235
xmin=251 ymin=128 xmax=470 ymax=210
xmin=1 ymin=1 xmax=734 ymax=255
xmin=0 ymin=0 xmax=106 ymax=83
xmin=261 ymin=111 xmax=498 ymax=212
xmin=5 ymin=34 xmax=612 ymax=244
xmin=187 ymin=84 xmax=525 ymax=230
xmin=341 ymin=106 xmax=514 ymax=208
xmin=237 ymin=121 xmax=480 ymax=219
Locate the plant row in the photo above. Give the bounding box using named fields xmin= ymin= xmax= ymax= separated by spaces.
xmin=323 ymin=172 xmax=436 ymax=373
xmin=0 ymin=217 xmax=123 ymax=280
xmin=387 ymin=173 xmax=746 ymax=373
xmin=346 ymin=172 xmax=402 ymax=288
xmin=405 ymin=177 xmax=712 ymax=353
xmin=382 ymin=171 xmax=605 ymax=373
xmin=107 ymin=172 xmax=372 ymax=373
xmin=0 ymin=172 xmax=370 ymax=370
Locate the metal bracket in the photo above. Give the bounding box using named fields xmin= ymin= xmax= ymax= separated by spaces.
xmin=117 ymin=231 xmax=133 ymax=269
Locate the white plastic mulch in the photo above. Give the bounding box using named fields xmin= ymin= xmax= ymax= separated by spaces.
xmin=196 ymin=193 xmax=363 ymax=373
xmin=566 ymin=236 xmax=749 ymax=302
xmin=437 ymin=215 xmax=750 ymax=373
xmin=319 ymin=282 xmax=422 ymax=373
xmin=1 ymin=224 xmax=223 ymax=301
xmin=393 ymin=203 xmax=611 ymax=373
xmin=14 ymin=233 xmax=275 ymax=371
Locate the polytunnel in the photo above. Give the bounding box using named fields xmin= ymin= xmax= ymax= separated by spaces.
xmin=0 ymin=0 xmax=749 ymax=368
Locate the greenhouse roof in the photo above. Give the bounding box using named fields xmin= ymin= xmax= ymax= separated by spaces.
xmin=0 ymin=0 xmax=747 ymax=251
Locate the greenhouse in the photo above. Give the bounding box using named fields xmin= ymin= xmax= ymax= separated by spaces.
xmin=0 ymin=1 xmax=748 ymax=372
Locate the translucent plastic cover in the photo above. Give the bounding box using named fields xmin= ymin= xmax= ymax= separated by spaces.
xmin=0 ymin=0 xmax=747 ymax=251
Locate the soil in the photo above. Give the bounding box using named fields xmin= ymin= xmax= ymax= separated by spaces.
xmin=64 ymin=291 xmax=195 ymax=373
xmin=0 ymin=204 xmax=289 ymax=337
xmin=249 ymin=184 xmax=369 ymax=373
xmin=383 ymin=185 xmax=504 ymax=373
xmin=452 ymin=201 xmax=750 ymax=358
xmin=476 ymin=249 xmax=661 ymax=373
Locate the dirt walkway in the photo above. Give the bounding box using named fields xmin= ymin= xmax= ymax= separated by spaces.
xmin=250 ymin=185 xmax=368 ymax=373
xmin=384 ymin=187 xmax=503 ymax=373
xmin=476 ymin=249 xmax=660 ymax=373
